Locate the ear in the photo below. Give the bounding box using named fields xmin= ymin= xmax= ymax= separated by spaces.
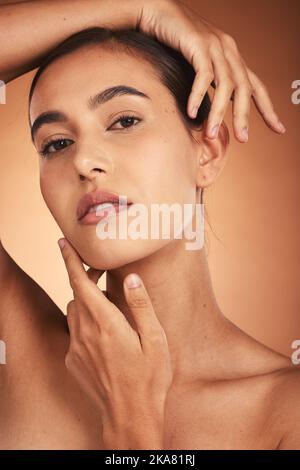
xmin=190 ymin=121 xmax=229 ymax=189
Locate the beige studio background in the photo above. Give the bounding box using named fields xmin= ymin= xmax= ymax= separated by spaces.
xmin=0 ymin=0 xmax=299 ymax=356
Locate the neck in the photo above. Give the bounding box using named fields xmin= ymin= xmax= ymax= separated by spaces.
xmin=106 ymin=237 xmax=227 ymax=383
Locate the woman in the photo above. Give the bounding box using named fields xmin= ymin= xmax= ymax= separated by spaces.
xmin=0 ymin=0 xmax=297 ymax=451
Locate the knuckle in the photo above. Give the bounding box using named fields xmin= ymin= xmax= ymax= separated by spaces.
xmin=148 ymin=331 xmax=165 ymax=347
xmin=209 ymin=38 xmax=222 ymax=55
xmin=222 ymin=33 xmax=238 ymax=50
xmin=236 ymin=77 xmax=254 ymax=95
xmin=65 ymin=351 xmax=73 ymax=370
xmin=208 ymin=33 xmax=221 ymax=48
xmin=69 ymin=273 xmax=80 ymax=289
xmin=201 ymin=68 xmax=214 ymax=83
xmin=222 ymin=77 xmax=235 ymax=90
xmin=128 ymin=296 xmax=149 ymax=309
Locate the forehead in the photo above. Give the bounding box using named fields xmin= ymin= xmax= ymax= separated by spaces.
xmin=29 ymin=45 xmax=169 ymax=123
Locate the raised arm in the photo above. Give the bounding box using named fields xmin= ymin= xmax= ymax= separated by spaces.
xmin=0 ymin=0 xmax=285 ymax=141
xmin=0 ymin=0 xmax=140 ymax=84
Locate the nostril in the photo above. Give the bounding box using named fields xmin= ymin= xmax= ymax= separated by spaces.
xmin=79 ymin=169 xmax=103 ymax=181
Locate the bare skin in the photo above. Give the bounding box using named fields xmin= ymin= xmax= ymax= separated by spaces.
xmin=0 ymin=241 xmax=102 ymax=449
xmin=1 ymin=239 xmax=299 ymax=450
xmin=0 ymin=0 xmax=286 ymax=138
xmin=0 ymin=0 xmax=298 ymax=451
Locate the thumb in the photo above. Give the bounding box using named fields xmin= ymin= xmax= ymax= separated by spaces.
xmin=123 ymin=273 xmax=162 ymax=340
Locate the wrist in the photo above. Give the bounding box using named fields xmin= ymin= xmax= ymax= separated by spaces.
xmin=101 ymin=407 xmax=165 ymax=450
xmin=102 ymin=421 xmax=164 ymax=450
xmin=90 ymin=0 xmax=145 ymax=30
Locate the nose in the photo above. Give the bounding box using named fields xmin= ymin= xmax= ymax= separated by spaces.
xmin=73 ymin=147 xmax=113 ymax=182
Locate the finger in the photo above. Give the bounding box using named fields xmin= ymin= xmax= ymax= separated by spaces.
xmin=205 ymin=81 xmax=234 ymax=139
xmin=187 ymin=56 xmax=214 ymax=119
xmin=66 ymin=299 xmax=78 ymax=339
xmin=246 ymin=67 xmax=286 ymax=133
xmin=231 ymin=84 xmax=252 ymax=142
xmin=86 ymin=267 xmax=105 ymax=285
xmin=123 ymin=273 xmax=163 ymax=345
xmin=205 ymin=48 xmax=235 ymax=139
xmin=216 ymin=51 xmax=252 ymax=142
xmin=58 ymin=238 xmax=123 ymax=329
xmin=58 ymin=238 xmax=91 ymax=296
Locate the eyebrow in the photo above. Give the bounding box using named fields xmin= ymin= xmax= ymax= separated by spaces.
xmin=30 ymin=85 xmax=150 ymax=142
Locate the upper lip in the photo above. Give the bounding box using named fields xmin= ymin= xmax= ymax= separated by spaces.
xmin=77 ymin=189 xmax=133 ymax=221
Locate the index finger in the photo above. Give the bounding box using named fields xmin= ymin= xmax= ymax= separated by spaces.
xmin=58 ymin=238 xmax=122 ymax=326
xmin=58 ymin=238 xmax=100 ymax=295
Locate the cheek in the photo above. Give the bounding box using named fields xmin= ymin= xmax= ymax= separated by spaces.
xmin=39 ymin=167 xmax=67 ymax=223
xmin=40 ymin=170 xmax=53 ymax=209
xmin=130 ymin=133 xmax=195 ymax=205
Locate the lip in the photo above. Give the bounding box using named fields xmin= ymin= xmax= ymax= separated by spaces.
xmin=77 ymin=189 xmax=133 ymax=224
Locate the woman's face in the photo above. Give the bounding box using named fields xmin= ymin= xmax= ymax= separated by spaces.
xmin=29 ymin=44 xmax=202 ymax=269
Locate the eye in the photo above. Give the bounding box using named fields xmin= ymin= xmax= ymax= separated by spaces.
xmin=108 ymin=114 xmax=141 ymax=131
xmin=39 ymin=138 xmax=74 ymax=158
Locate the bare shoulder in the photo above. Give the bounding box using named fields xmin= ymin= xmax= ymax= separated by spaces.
xmin=221 ymin=317 xmax=300 ymax=448
xmin=219 ymin=315 xmax=293 ymax=379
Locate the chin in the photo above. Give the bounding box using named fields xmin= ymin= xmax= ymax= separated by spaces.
xmin=74 ymin=236 xmax=170 ymax=271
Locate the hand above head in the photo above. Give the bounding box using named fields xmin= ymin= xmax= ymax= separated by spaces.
xmin=137 ymin=0 xmax=286 ymax=142
xmin=58 ymin=237 xmax=172 ymax=449
xmin=2 ymin=0 xmax=284 ymax=143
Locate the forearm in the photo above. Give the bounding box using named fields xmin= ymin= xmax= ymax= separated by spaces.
xmin=0 ymin=0 xmax=142 ymax=83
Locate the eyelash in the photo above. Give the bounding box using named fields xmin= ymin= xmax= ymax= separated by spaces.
xmin=39 ymin=114 xmax=141 ymax=158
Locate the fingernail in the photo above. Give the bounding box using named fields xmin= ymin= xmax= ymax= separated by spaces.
xmin=58 ymin=238 xmax=66 ymax=250
xmin=125 ymin=273 xmax=141 ymax=289
xmin=209 ymin=124 xmax=219 ymax=139
xmin=191 ymin=106 xmax=199 ymax=119
xmin=276 ymin=121 xmax=286 ymax=133
xmin=241 ymin=127 xmax=248 ymax=142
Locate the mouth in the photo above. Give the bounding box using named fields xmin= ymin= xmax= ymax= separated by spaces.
xmin=77 ymin=190 xmax=133 ymax=225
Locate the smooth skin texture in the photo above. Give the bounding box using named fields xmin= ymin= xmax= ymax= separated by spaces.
xmin=59 ymin=238 xmax=172 ymax=449
xmin=29 ymin=44 xmax=300 ymax=449
xmin=0 ymin=1 xmax=298 ymax=451
xmin=0 ymin=0 xmax=285 ymax=141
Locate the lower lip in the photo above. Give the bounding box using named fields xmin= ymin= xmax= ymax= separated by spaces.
xmin=78 ymin=203 xmax=132 ymax=225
